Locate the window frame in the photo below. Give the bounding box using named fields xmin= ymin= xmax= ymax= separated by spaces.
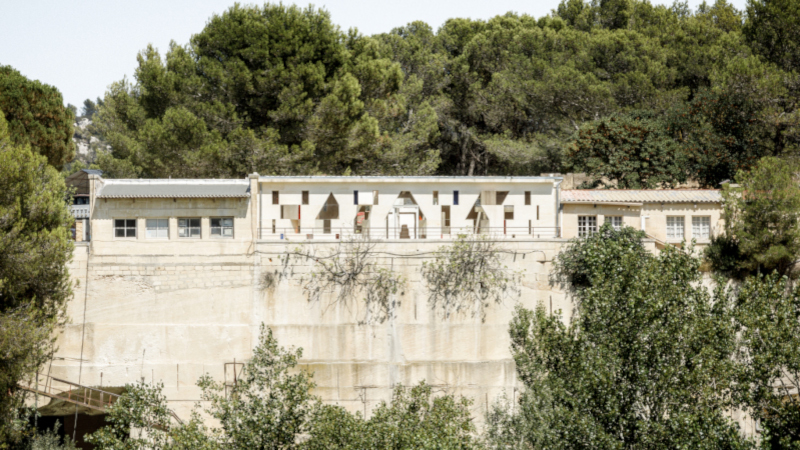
xmin=178 ymin=217 xmax=202 ymax=239
xmin=524 ymin=191 xmax=531 ymax=206
xmin=605 ymin=216 xmax=623 ymax=231
xmin=666 ymin=216 xmax=685 ymax=240
xmin=578 ymin=215 xmax=597 ymax=237
xmin=504 ymin=205 xmax=514 ymax=220
xmin=441 ymin=205 xmax=451 ymax=234
xmin=272 ymin=191 xmax=279 ymax=205
xmin=302 ymin=191 xmax=309 ymax=205
xmin=453 ymin=190 xmax=459 ymax=205
xmin=114 ymin=218 xmax=137 ymax=239
xmin=692 ymin=216 xmax=711 ymax=240
xmin=210 ymin=217 xmax=234 ymax=239
xmin=145 ymin=218 xmax=169 ymax=239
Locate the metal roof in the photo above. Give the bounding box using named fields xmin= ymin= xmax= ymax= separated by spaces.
xmin=97 ymin=180 xmax=250 ymax=199
xmin=258 ymin=175 xmax=562 ymax=184
xmin=561 ymin=189 xmax=721 ymax=203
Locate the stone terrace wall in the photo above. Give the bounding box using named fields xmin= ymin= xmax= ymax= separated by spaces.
xmin=54 ymin=239 xmax=569 ymax=422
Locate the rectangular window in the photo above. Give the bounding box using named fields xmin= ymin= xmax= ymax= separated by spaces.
xmin=354 ymin=190 xmax=358 ymax=205
xmin=272 ymin=219 xmax=276 ymax=234
xmin=114 ymin=219 xmax=136 ymax=238
xmin=441 ymin=205 xmax=451 ymax=234
xmin=667 ymin=216 xmax=685 ymax=240
xmin=433 ymin=191 xmax=439 ymax=205
xmin=272 ymin=191 xmax=279 ymax=205
xmin=504 ymin=205 xmax=514 ymax=220
xmin=525 ymin=191 xmax=531 ymax=206
xmin=145 ymin=219 xmax=168 ymax=239
xmin=453 ymin=190 xmax=459 ymax=205
xmin=373 ymin=190 xmax=379 ymax=205
xmin=211 ymin=217 xmax=234 ymax=238
xmin=302 ymin=191 xmax=309 ymax=205
xmin=605 ymin=216 xmax=623 ymax=231
xmin=578 ymin=216 xmax=597 ymax=237
xmin=692 ymin=216 xmax=710 ymax=239
xmin=323 ymin=219 xmax=331 ymax=234
xmin=536 ymin=205 xmax=540 ymax=221
xmin=178 ymin=218 xmax=201 ymax=238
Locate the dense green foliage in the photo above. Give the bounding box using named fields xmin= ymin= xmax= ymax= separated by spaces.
xmin=89 ymin=4 xmax=438 ymax=178
xmin=88 ymin=325 xmax=475 ymax=449
xmin=734 ymin=274 xmax=800 ymax=449
xmin=305 ymin=383 xmax=477 ymax=449
xmin=0 ymin=111 xmax=73 ymax=447
xmin=84 ymin=0 xmax=799 ymax=183
xmin=744 ymin=0 xmax=800 ymax=73
xmin=87 ymin=325 xmax=315 ymax=449
xmin=0 ymin=66 xmax=75 ymax=168
xmin=707 ymin=157 xmax=800 ymax=278
xmin=567 ymin=112 xmax=686 ymax=188
xmin=488 ymin=225 xmax=751 ymax=449
xmin=197 ymin=325 xmax=317 ymax=449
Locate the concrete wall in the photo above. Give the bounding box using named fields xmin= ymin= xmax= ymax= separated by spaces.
xmin=54 ymin=237 xmax=570 ymax=422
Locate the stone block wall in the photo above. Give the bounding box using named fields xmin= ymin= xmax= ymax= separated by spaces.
xmin=53 ymin=238 xmax=569 ymax=423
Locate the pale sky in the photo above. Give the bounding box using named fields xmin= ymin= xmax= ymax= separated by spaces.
xmin=0 ymin=0 xmax=747 ymax=109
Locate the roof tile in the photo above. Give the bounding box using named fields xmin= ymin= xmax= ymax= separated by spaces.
xmin=561 ymin=189 xmax=721 ymax=203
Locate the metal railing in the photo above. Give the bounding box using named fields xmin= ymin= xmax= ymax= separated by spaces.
xmin=70 ymin=205 xmax=90 ymax=219
xmin=258 ymin=226 xmax=561 ymax=240
xmin=19 ymin=372 xmax=118 ymax=413
xmin=19 ymin=372 xmax=184 ymax=426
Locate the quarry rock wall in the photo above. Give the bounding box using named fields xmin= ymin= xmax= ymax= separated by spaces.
xmin=55 ymin=239 xmax=570 ymax=421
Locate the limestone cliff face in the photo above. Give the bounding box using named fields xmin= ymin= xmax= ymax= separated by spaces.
xmin=57 ymin=239 xmax=569 ymax=424
xmin=71 ymin=118 xmax=108 ymax=165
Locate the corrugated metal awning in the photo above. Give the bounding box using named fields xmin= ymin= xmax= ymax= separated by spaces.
xmin=561 ymin=189 xmax=721 ymax=203
xmin=98 ymin=181 xmax=250 ymax=199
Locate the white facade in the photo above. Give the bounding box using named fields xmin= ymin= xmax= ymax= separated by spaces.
xmin=258 ymin=176 xmax=562 ymax=240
